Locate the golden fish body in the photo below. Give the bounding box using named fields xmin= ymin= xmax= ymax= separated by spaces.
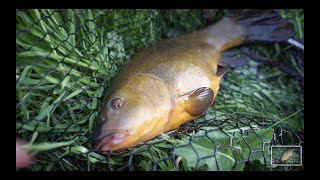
xmin=91 ymin=10 xmax=294 ymax=153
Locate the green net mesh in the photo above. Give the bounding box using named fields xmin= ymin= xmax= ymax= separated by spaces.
xmin=16 ymin=9 xmax=304 ymax=171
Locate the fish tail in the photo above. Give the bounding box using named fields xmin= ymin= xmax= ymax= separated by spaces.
xmin=227 ymin=9 xmax=294 ymax=43
xmin=205 ymin=9 xmax=294 ymax=52
xmin=206 ymin=9 xmax=295 ymax=67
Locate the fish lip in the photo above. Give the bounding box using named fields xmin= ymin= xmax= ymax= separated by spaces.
xmin=91 ymin=129 xmax=129 ymax=151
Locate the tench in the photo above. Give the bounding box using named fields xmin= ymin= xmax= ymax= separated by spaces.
xmin=91 ymin=9 xmax=294 ymax=154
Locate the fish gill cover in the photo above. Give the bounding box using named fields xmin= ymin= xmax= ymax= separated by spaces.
xmin=16 ymin=9 xmax=304 ymax=171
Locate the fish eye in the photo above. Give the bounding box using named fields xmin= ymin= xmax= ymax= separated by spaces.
xmin=111 ymin=98 xmax=124 ymax=109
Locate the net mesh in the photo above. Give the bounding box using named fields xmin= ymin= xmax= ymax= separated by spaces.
xmin=16 ymin=9 xmax=304 ymax=171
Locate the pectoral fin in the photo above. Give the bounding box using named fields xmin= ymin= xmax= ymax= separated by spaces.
xmin=180 ymin=87 xmax=214 ymax=117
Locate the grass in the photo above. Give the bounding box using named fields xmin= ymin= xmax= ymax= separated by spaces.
xmin=16 ymin=9 xmax=304 ymax=171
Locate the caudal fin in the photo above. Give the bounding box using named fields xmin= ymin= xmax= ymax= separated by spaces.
xmin=227 ymin=9 xmax=294 ymax=43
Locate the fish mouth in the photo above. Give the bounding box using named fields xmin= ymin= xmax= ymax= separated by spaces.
xmin=91 ymin=129 xmax=129 ymax=153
